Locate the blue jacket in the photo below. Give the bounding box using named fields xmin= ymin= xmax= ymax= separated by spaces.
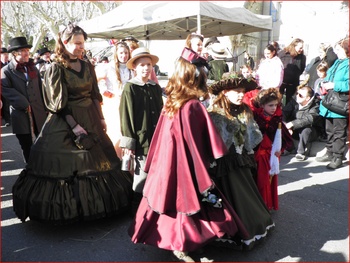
xmin=319 ymin=58 xmax=349 ymax=118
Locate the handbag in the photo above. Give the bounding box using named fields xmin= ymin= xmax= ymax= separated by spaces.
xmin=322 ymin=89 xmax=349 ymax=116
xmin=74 ymin=133 xmax=98 ymax=150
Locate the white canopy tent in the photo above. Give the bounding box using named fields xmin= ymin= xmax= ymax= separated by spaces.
xmin=79 ymin=1 xmax=272 ymax=40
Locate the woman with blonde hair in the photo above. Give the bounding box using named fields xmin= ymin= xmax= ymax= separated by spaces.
xmin=129 ymin=47 xmax=248 ymax=261
xmin=95 ymin=41 xmax=133 ymax=157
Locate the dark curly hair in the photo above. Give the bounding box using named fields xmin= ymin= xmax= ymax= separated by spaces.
xmin=254 ymin=88 xmax=282 ymax=107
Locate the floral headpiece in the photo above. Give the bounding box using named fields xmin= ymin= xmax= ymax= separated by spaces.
xmin=61 ymin=21 xmax=87 ymax=41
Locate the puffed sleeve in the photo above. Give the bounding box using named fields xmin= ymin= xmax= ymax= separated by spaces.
xmin=42 ymin=62 xmax=68 ymax=113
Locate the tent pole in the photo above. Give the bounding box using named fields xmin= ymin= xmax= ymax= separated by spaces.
xmin=197 ymin=14 xmax=201 ymax=34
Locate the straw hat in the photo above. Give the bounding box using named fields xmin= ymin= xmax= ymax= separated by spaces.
xmin=126 ymin=47 xmax=159 ymax=69
xmin=208 ymin=43 xmax=228 ymax=59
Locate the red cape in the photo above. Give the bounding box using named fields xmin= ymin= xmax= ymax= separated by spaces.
xmin=143 ymin=99 xmax=228 ymax=214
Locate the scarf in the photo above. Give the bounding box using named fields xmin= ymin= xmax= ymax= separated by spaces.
xmin=15 ymin=60 xmax=37 ymax=79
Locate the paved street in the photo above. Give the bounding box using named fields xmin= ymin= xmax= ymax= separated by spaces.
xmin=1 ymin=122 xmax=349 ymax=262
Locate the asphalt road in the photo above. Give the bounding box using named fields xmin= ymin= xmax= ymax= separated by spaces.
xmin=1 ymin=122 xmax=349 ymax=262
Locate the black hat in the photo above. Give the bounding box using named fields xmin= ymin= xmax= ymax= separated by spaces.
xmin=122 ymin=36 xmax=139 ymax=43
xmin=1 ymin=47 xmax=8 ymax=53
xmin=99 ymin=56 xmax=109 ymax=63
xmin=38 ymin=47 xmax=51 ymax=56
xmin=8 ymin=37 xmax=32 ymax=53
xmin=204 ymin=37 xmax=220 ymax=48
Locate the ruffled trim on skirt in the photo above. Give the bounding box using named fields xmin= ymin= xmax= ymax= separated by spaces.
xmin=241 ymin=222 xmax=275 ymax=249
xmin=12 ymin=168 xmax=133 ymax=224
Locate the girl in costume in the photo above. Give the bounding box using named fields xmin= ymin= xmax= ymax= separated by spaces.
xmin=207 ymin=77 xmax=275 ymax=249
xmin=128 ymin=47 xmax=249 ymax=262
xmin=253 ymin=88 xmax=293 ymax=210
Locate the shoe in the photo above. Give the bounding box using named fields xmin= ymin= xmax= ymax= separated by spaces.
xmin=172 ymin=251 xmax=195 ymax=262
xmin=326 ymin=157 xmax=343 ymax=170
xmin=315 ymin=153 xmax=332 ymax=162
xmin=295 ymin=153 xmax=306 ymax=161
xmin=305 ymin=142 xmax=312 ymax=156
xmin=4 ymin=122 xmax=10 ymax=127
xmin=212 ymin=236 xmax=243 ymax=251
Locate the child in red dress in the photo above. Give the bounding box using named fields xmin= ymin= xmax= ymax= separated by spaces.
xmin=253 ymin=88 xmax=294 ymax=210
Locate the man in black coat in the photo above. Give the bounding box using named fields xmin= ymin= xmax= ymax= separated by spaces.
xmin=283 ymin=86 xmax=321 ymax=160
xmin=1 ymin=37 xmax=47 ymax=162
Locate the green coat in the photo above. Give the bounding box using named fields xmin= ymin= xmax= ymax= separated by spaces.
xmin=119 ymin=78 xmax=163 ymax=155
xmin=208 ymin=59 xmax=229 ymax=81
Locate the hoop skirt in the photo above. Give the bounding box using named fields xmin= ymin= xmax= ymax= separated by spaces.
xmin=212 ymin=147 xmax=275 ymax=248
xmin=12 ymin=61 xmax=133 ymax=224
xmin=208 ymin=108 xmax=274 ymax=248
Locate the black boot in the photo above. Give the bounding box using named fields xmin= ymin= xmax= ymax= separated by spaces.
xmin=326 ymin=157 xmax=343 ymax=170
